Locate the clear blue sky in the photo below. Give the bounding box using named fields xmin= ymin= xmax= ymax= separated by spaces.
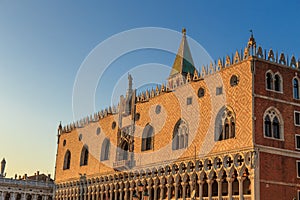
xmin=0 ymin=1 xmax=299 ymax=178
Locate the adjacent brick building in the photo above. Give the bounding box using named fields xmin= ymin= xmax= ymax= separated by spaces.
xmin=54 ymin=29 xmax=300 ymax=200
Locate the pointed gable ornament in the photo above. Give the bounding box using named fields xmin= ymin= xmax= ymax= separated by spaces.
xmin=279 ymin=53 xmax=286 ymax=65
xmin=201 ymin=65 xmax=207 ymax=77
xmin=290 ymin=55 xmax=297 ymax=68
xmin=155 ymin=85 xmax=160 ymax=95
xmin=268 ymin=49 xmax=275 ymax=62
xmin=225 ymin=55 xmax=231 ymax=67
xmin=244 ymin=47 xmax=250 ymax=59
xmin=234 ymin=51 xmax=240 ymax=63
xmin=161 ymin=83 xmax=165 ymax=92
xmin=209 ymin=62 xmax=214 ymax=74
xmin=256 ymin=46 xmax=263 ymax=58
xmin=217 ymin=58 xmax=223 ymax=71
xmin=193 ymin=69 xmax=199 ymax=81
xmin=186 ymin=72 xmax=191 ymax=82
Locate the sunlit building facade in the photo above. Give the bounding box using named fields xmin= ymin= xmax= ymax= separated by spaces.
xmin=54 ymin=30 xmax=300 ymax=200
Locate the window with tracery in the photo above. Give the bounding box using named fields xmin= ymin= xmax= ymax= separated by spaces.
xmin=266 ymin=71 xmax=282 ymax=92
xmin=80 ymin=145 xmax=89 ymax=166
xmin=172 ymin=119 xmax=188 ymax=150
xmin=63 ymin=150 xmax=71 ymax=170
xmin=101 ymin=138 xmax=110 ymax=161
xmin=264 ymin=108 xmax=283 ymax=140
xmin=141 ymin=124 xmax=154 ymax=151
xmin=215 ymin=106 xmax=235 ymax=141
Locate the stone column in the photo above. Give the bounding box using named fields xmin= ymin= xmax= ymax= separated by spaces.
xmin=96 ymin=188 xmax=99 ymax=200
xmin=124 ymin=189 xmax=128 ymax=200
xmin=91 ymin=191 xmax=94 ymax=200
xmin=207 ymin=180 xmax=212 ymax=200
xmin=181 ymin=183 xmax=186 ymax=200
xmin=166 ymin=184 xmax=171 ymax=200
xmin=32 ymin=194 xmax=37 ymax=200
xmin=160 ymin=185 xmax=164 ymax=200
xmin=249 ymin=173 xmax=255 ymax=200
xmin=129 ymin=188 xmax=133 ymax=200
xmin=217 ymin=179 xmax=222 ymax=199
xmin=99 ymin=192 xmax=103 ymax=200
xmin=118 ymin=190 xmax=123 ymax=200
xmin=146 ymin=186 xmax=152 ymax=200
xmin=174 ymin=184 xmax=178 ymax=200
xmin=21 ymin=193 xmax=26 ymax=200
xmin=226 ymin=178 xmax=233 ymax=200
xmin=238 ymin=177 xmax=245 ymax=200
xmin=109 ymin=190 xmax=113 ymax=200
xmin=11 ymin=192 xmax=16 ymax=200
xmin=153 ymin=186 xmax=158 ymax=200
xmin=83 ymin=186 xmax=87 ymax=200
xmin=197 ymin=180 xmax=203 ymax=200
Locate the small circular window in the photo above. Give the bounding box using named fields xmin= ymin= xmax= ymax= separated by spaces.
xmin=198 ymin=87 xmax=205 ymax=98
xmin=155 ymin=105 xmax=161 ymax=114
xmin=96 ymin=127 xmax=101 ymax=135
xmin=112 ymin=121 xmax=116 ymax=129
xmin=78 ymin=134 xmax=82 ymax=141
xmin=230 ymin=75 xmax=239 ymax=86
xmin=63 ymin=140 xmax=66 ymax=146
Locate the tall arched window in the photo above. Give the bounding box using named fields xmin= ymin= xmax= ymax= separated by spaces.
xmin=215 ymin=106 xmax=236 ymax=141
xmin=264 ymin=108 xmax=283 ymax=139
xmin=63 ymin=150 xmax=71 ymax=170
xmin=266 ymin=72 xmax=273 ymax=90
xmin=264 ymin=115 xmax=271 ymax=137
xmin=101 ymin=138 xmax=110 ymax=161
xmin=274 ymin=74 xmax=281 ymax=92
xmin=141 ymin=124 xmax=154 ymax=151
xmin=80 ymin=145 xmax=89 ymax=166
xmin=294 ymin=78 xmax=299 ymax=99
xmin=172 ymin=119 xmax=189 ymax=150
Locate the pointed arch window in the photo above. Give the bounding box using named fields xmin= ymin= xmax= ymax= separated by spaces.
xmin=101 ymin=138 xmax=110 ymax=161
xmin=63 ymin=150 xmax=71 ymax=170
xmin=80 ymin=145 xmax=89 ymax=166
xmin=266 ymin=71 xmax=283 ymax=92
xmin=264 ymin=108 xmax=283 ymax=140
xmin=142 ymin=124 xmax=154 ymax=151
xmin=264 ymin=115 xmax=271 ymax=137
xmin=294 ymin=78 xmax=300 ymax=99
xmin=215 ymin=106 xmax=236 ymax=141
xmin=266 ymin=72 xmax=273 ymax=90
xmin=172 ymin=119 xmax=189 ymax=150
xmin=274 ymin=74 xmax=281 ymax=92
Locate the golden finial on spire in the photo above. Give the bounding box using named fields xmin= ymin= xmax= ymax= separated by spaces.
xmin=182 ymin=28 xmax=186 ymax=36
xmin=247 ymin=29 xmax=256 ymax=48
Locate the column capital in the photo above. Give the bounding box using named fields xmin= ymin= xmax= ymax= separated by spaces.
xmin=216 ymin=178 xmax=223 ymax=182
xmin=237 ymin=176 xmax=246 ymax=182
xmin=226 ymin=177 xmax=234 ymax=183
xmin=206 ymin=179 xmax=213 ymax=185
xmin=181 ymin=182 xmax=187 ymax=187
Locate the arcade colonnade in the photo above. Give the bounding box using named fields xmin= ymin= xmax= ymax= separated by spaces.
xmin=56 ymin=151 xmax=256 ymax=200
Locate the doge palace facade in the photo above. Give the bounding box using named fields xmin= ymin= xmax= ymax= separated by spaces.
xmin=54 ymin=29 xmax=300 ymax=200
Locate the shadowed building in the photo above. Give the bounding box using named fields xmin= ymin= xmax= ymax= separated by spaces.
xmin=54 ymin=29 xmax=300 ymax=200
xmin=0 ymin=159 xmax=54 ymax=200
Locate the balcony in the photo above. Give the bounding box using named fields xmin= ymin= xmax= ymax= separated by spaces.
xmin=113 ymin=160 xmax=135 ymax=171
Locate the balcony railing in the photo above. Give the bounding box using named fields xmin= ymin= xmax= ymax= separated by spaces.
xmin=113 ymin=160 xmax=135 ymax=171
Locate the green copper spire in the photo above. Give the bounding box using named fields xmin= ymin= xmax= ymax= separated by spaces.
xmin=169 ymin=28 xmax=196 ymax=78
